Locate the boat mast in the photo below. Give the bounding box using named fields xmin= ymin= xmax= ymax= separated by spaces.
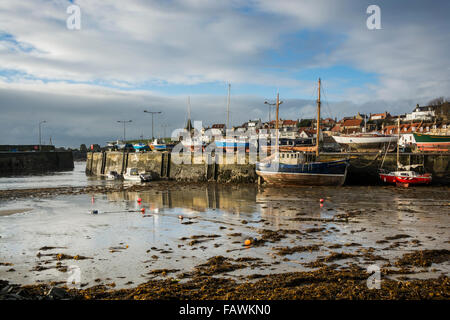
xmin=187 ymin=96 xmax=191 ymax=120
xmin=275 ymin=91 xmax=280 ymax=151
xmin=226 ymin=83 xmax=231 ymax=129
xmin=397 ymin=117 xmax=400 ymax=170
xmin=316 ymin=78 xmax=321 ymax=157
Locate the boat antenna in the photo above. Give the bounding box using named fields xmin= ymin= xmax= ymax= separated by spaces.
xmin=364 ymin=114 xmax=367 ymax=133
xmin=275 ymin=91 xmax=280 ymax=152
xmin=316 ymin=78 xmax=321 ymax=157
xmin=226 ymin=83 xmax=231 ymax=129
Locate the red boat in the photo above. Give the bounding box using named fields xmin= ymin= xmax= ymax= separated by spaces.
xmin=379 ymin=171 xmax=432 ymax=187
xmin=379 ymin=118 xmax=432 ymax=187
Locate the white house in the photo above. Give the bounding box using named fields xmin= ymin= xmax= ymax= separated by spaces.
xmin=247 ymin=119 xmax=262 ymax=129
xmin=405 ymin=105 xmax=435 ymax=121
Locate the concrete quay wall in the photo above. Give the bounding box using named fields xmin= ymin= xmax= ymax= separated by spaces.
xmin=0 ymin=151 xmax=74 ymax=176
xmin=86 ymin=151 xmax=449 ymax=185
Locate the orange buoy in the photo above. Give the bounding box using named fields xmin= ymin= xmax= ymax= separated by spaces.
xmin=137 ymin=198 xmax=142 ymax=202
xmin=140 ymin=208 xmax=146 ymax=213
xmin=178 ymin=215 xmax=183 ymax=220
xmin=244 ymin=239 xmax=252 ymax=246
xmin=320 ymin=203 xmax=324 ymax=208
xmin=320 ymin=198 xmax=324 ymax=203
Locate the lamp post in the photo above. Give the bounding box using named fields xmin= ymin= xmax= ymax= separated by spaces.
xmin=264 ymin=101 xmax=275 ymax=124
xmin=264 ymin=100 xmax=283 ymax=126
xmin=39 ymin=120 xmax=47 ymax=151
xmin=143 ymin=110 xmax=162 ymax=140
xmin=264 ymin=100 xmax=283 ymax=129
xmin=117 ymin=120 xmax=132 ymax=142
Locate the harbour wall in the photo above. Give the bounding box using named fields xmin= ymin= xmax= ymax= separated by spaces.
xmin=0 ymin=151 xmax=74 ymax=176
xmin=86 ymin=151 xmax=257 ymax=183
xmin=86 ymin=151 xmax=450 ymax=185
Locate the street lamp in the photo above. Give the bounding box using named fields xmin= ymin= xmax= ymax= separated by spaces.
xmin=117 ymin=120 xmax=132 ymax=142
xmin=39 ymin=120 xmax=47 ymax=151
xmin=264 ymin=100 xmax=283 ymax=127
xmin=143 ymin=110 xmax=162 ymax=140
xmin=264 ymin=101 xmax=275 ymax=124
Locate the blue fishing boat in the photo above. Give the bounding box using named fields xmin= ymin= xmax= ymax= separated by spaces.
xmin=256 ymin=153 xmax=349 ymax=185
xmin=133 ymin=142 xmax=150 ymax=152
xmin=256 ymin=79 xmax=349 ymax=186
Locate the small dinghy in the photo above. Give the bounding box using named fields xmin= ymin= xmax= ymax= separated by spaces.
xmin=123 ymin=168 xmax=152 ymax=182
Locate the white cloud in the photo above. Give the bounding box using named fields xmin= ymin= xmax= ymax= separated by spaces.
xmin=0 ymin=0 xmax=449 ymax=146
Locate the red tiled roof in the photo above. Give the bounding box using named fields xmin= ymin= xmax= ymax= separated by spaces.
xmin=371 ymin=112 xmax=389 ymax=117
xmin=282 ymin=120 xmax=298 ymax=126
xmin=382 ymin=123 xmax=434 ymax=134
xmin=331 ymin=124 xmax=341 ymax=132
xmin=343 ymin=119 xmax=363 ymax=127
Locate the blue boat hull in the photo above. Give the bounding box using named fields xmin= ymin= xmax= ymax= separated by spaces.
xmin=215 ymin=141 xmax=249 ymax=148
xmin=256 ymin=159 xmax=349 ymax=186
xmin=152 ymin=144 xmax=166 ymax=150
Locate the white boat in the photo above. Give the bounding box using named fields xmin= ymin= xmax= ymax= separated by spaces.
xmin=123 ymin=168 xmax=152 ymax=182
xmin=332 ymin=133 xmax=398 ymax=151
xmin=150 ymin=139 xmax=167 ymax=151
xmin=106 ymin=171 xmax=122 ymax=180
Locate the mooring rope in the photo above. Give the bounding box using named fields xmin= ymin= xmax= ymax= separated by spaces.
xmin=350 ymin=152 xmax=382 ymax=169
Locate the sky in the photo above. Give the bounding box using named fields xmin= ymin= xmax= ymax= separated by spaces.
xmin=0 ymin=0 xmax=449 ymax=147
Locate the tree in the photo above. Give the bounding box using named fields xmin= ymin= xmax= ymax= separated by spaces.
xmin=298 ymin=119 xmax=312 ymax=127
xmin=80 ymin=144 xmax=87 ymax=153
xmin=428 ymin=97 xmax=446 ymax=107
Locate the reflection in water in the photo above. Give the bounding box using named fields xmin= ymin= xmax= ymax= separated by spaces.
xmin=107 ymin=185 xmax=258 ymax=215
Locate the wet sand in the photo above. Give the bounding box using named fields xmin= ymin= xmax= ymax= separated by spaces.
xmin=0 ymin=208 xmax=32 ymax=217
xmin=1 ymin=181 xmax=449 ymax=300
